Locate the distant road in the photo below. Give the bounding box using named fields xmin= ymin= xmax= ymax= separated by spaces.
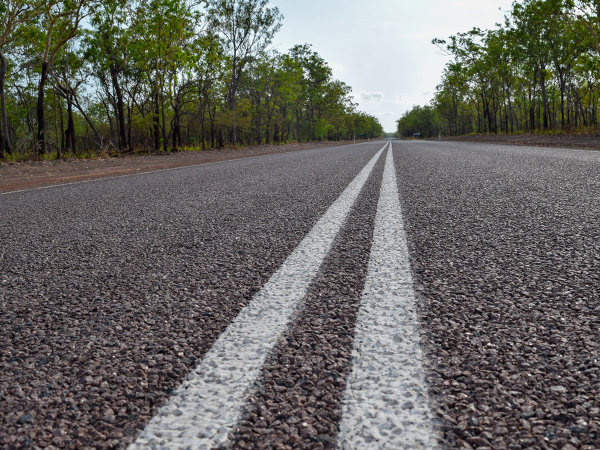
xmin=1 ymin=141 xmax=599 ymax=449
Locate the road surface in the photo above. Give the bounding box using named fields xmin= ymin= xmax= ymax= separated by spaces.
xmin=1 ymin=140 xmax=599 ymax=449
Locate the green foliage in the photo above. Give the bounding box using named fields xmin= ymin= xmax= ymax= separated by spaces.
xmin=1 ymin=0 xmax=379 ymax=160
xmin=412 ymin=0 xmax=600 ymax=137
xmin=396 ymin=105 xmax=441 ymax=138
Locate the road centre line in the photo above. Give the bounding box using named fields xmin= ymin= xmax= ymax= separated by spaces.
xmin=129 ymin=143 xmax=388 ymax=449
xmin=337 ymin=144 xmax=438 ymax=449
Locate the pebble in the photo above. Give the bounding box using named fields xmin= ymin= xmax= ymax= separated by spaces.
xmin=0 ymin=143 xmax=380 ymax=448
xmin=398 ymin=141 xmax=600 ymax=448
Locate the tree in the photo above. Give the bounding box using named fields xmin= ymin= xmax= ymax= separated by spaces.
xmin=1 ymin=0 xmax=382 ymax=159
xmin=83 ymin=0 xmax=131 ymax=151
xmin=207 ymin=0 xmax=282 ymax=143
xmin=0 ymin=0 xmax=41 ymax=156
xmin=396 ymin=105 xmax=440 ymax=138
xmin=35 ymin=0 xmax=88 ymax=156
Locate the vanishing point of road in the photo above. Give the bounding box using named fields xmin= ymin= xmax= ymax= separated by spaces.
xmin=1 ymin=140 xmax=599 ymax=449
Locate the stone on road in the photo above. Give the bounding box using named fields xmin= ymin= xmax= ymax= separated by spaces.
xmin=129 ymin=144 xmax=386 ymax=449
xmin=2 ymin=139 xmax=600 ymax=449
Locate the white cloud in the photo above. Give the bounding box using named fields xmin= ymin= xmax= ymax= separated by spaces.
xmin=393 ymin=93 xmax=406 ymax=104
xmin=360 ymin=91 xmax=385 ymax=102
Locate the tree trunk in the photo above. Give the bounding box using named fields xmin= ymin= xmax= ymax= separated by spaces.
xmin=172 ymin=112 xmax=178 ymax=151
xmin=67 ymin=93 xmax=75 ymax=154
xmin=265 ymin=119 xmax=271 ymax=145
xmin=296 ymin=110 xmax=301 ymax=142
xmin=554 ymin=64 xmax=567 ymax=129
xmin=153 ymin=87 xmax=160 ymax=152
xmin=72 ymin=90 xmax=103 ymax=149
xmin=210 ymin=120 xmax=215 ymax=149
xmin=128 ymin=103 xmax=132 ymax=151
xmin=201 ymin=115 xmax=206 ymax=150
xmin=0 ymin=52 xmax=11 ymax=156
xmin=529 ymin=85 xmax=535 ymax=131
xmin=161 ymin=89 xmax=167 ymax=152
xmin=540 ymin=69 xmax=549 ymax=130
xmin=217 ymin=127 xmax=223 ymax=148
xmin=229 ymin=63 xmax=239 ymax=144
xmin=37 ymin=61 xmax=50 ymax=156
xmin=110 ymin=64 xmax=127 ymax=151
xmin=58 ymin=98 xmax=64 ymax=157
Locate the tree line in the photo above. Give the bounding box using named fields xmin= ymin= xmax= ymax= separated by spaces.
xmin=0 ymin=0 xmax=383 ymax=160
xmin=397 ymin=0 xmax=600 ymax=138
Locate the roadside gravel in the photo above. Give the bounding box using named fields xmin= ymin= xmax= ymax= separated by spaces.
xmin=4 ymin=138 xmax=599 ymax=450
xmin=0 ymin=142 xmax=380 ymax=449
xmin=396 ymin=141 xmax=600 ymax=449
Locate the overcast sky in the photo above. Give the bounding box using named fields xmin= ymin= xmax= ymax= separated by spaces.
xmin=268 ymin=0 xmax=514 ymax=132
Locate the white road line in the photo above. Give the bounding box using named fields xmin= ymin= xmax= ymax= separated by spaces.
xmin=129 ymin=144 xmax=388 ymax=450
xmin=337 ymin=144 xmax=438 ymax=449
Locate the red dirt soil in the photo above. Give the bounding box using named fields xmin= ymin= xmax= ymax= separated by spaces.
xmin=443 ymin=132 xmax=600 ymax=151
xmin=0 ymin=141 xmax=357 ymax=194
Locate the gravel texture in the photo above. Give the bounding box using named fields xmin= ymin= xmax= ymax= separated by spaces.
xmin=225 ymin=144 xmax=386 ymax=450
xmin=0 ymin=141 xmax=356 ymax=193
xmin=4 ymin=138 xmax=599 ymax=450
xmin=129 ymin=145 xmax=386 ymax=449
xmin=0 ymin=142 xmax=381 ymax=449
xmin=338 ymin=146 xmax=437 ymax=449
xmin=395 ymin=141 xmax=600 ymax=449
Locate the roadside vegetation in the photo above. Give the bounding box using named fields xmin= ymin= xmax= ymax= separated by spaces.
xmin=396 ymin=0 xmax=600 ymax=139
xmin=0 ymin=0 xmax=383 ymax=161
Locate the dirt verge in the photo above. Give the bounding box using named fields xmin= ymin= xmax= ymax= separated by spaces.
xmin=0 ymin=141 xmax=358 ymax=193
xmin=443 ymin=132 xmax=600 ymax=151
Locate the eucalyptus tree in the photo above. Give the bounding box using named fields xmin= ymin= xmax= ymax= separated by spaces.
xmin=288 ymin=44 xmax=333 ymax=141
xmin=33 ymin=0 xmax=89 ymax=155
xmin=0 ymin=0 xmax=41 ymax=156
xmin=195 ymin=33 xmax=226 ymax=149
xmin=434 ymin=29 xmax=499 ymax=132
xmin=506 ymin=0 xmax=557 ymax=130
xmin=50 ymin=48 xmax=80 ymax=156
xmin=273 ymin=51 xmax=302 ymax=143
xmin=484 ymin=28 xmax=518 ymax=133
xmin=243 ymin=50 xmax=287 ymax=144
xmin=244 ymin=53 xmax=268 ymax=144
xmin=207 ymin=0 xmax=282 ymax=143
xmin=260 ymin=52 xmax=285 ymax=144
xmin=164 ymin=3 xmax=205 ymax=150
xmin=434 ymin=62 xmax=470 ymax=135
xmin=523 ymin=0 xmax=581 ymax=128
xmin=129 ymin=0 xmax=201 ymax=151
xmin=552 ymin=28 xmax=579 ymax=126
xmin=83 ymin=0 xmax=132 ymax=151
xmin=319 ymin=79 xmax=352 ymax=139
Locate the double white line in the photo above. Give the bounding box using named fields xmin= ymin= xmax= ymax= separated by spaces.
xmin=338 ymin=146 xmax=437 ymax=449
xmin=131 ymin=142 xmax=437 ymax=449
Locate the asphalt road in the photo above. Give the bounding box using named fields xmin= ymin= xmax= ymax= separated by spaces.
xmin=1 ymin=140 xmax=599 ymax=449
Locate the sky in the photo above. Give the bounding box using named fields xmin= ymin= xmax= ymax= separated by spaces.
xmin=268 ymin=0 xmax=514 ymax=132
